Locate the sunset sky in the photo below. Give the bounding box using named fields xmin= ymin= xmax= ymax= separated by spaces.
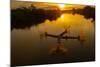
xmin=11 ymin=0 xmax=88 ymax=10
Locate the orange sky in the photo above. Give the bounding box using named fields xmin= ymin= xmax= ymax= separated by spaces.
xmin=11 ymin=0 xmax=94 ymax=10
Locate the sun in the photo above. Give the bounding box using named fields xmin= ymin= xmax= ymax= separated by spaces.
xmin=58 ymin=4 xmax=65 ymax=10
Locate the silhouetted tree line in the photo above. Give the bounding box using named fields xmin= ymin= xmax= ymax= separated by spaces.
xmin=72 ymin=6 xmax=95 ymax=21
xmin=11 ymin=5 xmax=95 ymax=30
xmin=11 ymin=5 xmax=61 ymax=29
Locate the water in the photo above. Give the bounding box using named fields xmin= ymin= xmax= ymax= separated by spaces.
xmin=11 ymin=13 xmax=95 ymax=66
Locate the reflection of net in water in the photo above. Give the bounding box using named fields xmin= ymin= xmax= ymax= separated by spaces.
xmin=79 ymin=30 xmax=86 ymax=42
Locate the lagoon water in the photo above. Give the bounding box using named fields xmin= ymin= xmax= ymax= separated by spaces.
xmin=11 ymin=13 xmax=95 ymax=66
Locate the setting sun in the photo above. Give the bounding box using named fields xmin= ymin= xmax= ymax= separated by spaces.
xmin=58 ymin=4 xmax=65 ymax=10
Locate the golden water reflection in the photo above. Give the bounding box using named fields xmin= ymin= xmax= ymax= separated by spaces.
xmin=37 ymin=13 xmax=94 ymax=36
